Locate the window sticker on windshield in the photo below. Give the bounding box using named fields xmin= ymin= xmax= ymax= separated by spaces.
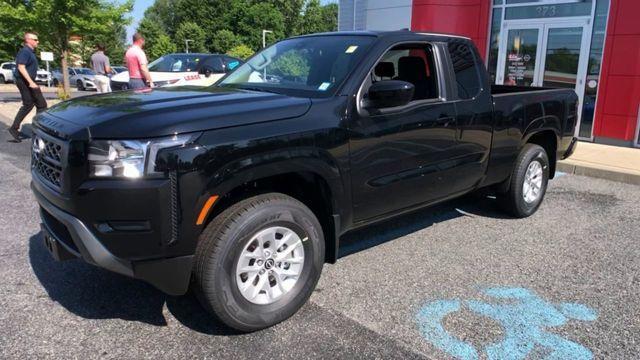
xmin=318 ymin=82 xmax=331 ymax=91
xmin=228 ymin=61 xmax=240 ymax=70
xmin=345 ymin=46 xmax=359 ymax=54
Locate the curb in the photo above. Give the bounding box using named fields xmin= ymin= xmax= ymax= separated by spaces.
xmin=557 ymin=162 xmax=640 ymax=186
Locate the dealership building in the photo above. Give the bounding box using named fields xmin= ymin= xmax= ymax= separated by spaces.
xmin=338 ymin=0 xmax=640 ymax=148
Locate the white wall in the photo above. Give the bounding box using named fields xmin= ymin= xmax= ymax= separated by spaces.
xmin=365 ymin=0 xmax=412 ymax=31
xmin=339 ymin=0 xmax=412 ymax=31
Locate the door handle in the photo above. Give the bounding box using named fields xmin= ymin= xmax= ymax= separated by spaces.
xmin=436 ymin=116 xmax=453 ymax=127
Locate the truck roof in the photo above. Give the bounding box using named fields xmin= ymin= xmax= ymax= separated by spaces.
xmin=294 ymin=30 xmax=471 ymax=41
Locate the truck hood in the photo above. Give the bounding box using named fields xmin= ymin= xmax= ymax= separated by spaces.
xmin=43 ymin=86 xmax=311 ymax=139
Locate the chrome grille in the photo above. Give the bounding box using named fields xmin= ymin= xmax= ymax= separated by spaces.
xmin=32 ymin=135 xmax=64 ymax=189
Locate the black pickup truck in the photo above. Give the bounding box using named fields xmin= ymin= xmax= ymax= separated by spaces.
xmin=30 ymin=31 xmax=578 ymax=331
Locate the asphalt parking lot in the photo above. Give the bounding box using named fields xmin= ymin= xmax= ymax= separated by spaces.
xmin=1 ymin=124 xmax=639 ymax=359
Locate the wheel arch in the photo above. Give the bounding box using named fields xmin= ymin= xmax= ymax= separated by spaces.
xmin=523 ymin=129 xmax=558 ymax=179
xmin=197 ymin=158 xmax=348 ymax=264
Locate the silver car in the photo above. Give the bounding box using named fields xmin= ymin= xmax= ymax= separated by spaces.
xmin=68 ymin=67 xmax=96 ymax=91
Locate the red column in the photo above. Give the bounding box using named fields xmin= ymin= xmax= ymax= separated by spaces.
xmin=411 ymin=0 xmax=492 ymax=60
xmin=594 ymin=0 xmax=640 ymax=142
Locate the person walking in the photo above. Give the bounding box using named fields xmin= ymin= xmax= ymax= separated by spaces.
xmin=8 ymin=31 xmax=47 ymax=143
xmin=125 ymin=33 xmax=153 ymax=90
xmin=91 ymin=43 xmax=112 ymax=93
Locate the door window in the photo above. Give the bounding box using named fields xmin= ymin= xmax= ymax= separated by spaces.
xmin=367 ymin=44 xmax=439 ymax=102
xmin=199 ymin=56 xmax=225 ymax=74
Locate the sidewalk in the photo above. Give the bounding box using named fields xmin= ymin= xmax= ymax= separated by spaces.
xmin=0 ymin=84 xmax=60 ymax=93
xmin=0 ymin=100 xmax=61 ymax=128
xmin=558 ymin=141 xmax=640 ymax=185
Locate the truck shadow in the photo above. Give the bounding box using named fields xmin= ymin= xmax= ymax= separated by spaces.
xmin=338 ymin=194 xmax=512 ymax=258
xmin=28 ymin=233 xmax=240 ymax=335
xmin=28 ymin=194 xmax=512 ymax=335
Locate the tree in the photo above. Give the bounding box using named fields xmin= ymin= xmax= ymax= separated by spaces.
xmin=259 ymin=0 xmax=305 ymax=37
xmin=301 ymin=0 xmax=338 ymax=35
xmin=175 ymin=22 xmax=207 ymax=53
xmin=135 ymin=0 xmax=339 ymax=55
xmin=0 ymin=0 xmax=133 ymax=94
xmin=148 ymin=34 xmax=177 ymax=61
xmin=236 ymin=2 xmax=285 ymax=50
xmin=210 ymin=29 xmax=241 ymax=54
xmin=143 ymin=0 xmax=178 ymax=37
xmin=226 ymin=44 xmax=254 ymax=60
xmin=137 ymin=17 xmax=175 ymax=62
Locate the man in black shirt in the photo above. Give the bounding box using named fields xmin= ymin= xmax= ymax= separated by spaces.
xmin=8 ymin=31 xmax=47 ymax=143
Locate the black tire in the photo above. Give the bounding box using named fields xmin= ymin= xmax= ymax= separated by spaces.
xmin=498 ymin=144 xmax=550 ymax=218
xmin=0 ymin=75 xmax=5 ymax=84
xmin=193 ymin=193 xmax=325 ymax=332
xmin=77 ymin=80 xmax=84 ymax=91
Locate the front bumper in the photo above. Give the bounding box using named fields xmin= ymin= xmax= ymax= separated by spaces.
xmin=32 ymin=181 xmax=194 ymax=295
xmin=82 ymin=81 xmax=96 ymax=90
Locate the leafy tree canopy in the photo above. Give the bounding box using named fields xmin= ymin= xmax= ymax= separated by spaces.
xmin=139 ymin=0 xmax=337 ymax=54
xmin=226 ymin=44 xmax=254 ymax=60
xmin=175 ymin=22 xmax=207 ymax=53
xmin=0 ymin=0 xmax=133 ymax=93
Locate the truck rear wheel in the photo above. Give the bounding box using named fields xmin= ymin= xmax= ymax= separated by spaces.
xmin=499 ymin=144 xmax=550 ymax=218
xmin=193 ymin=193 xmax=325 ymax=332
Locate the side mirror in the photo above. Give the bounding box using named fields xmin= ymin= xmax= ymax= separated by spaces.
xmin=364 ymin=80 xmax=414 ymax=109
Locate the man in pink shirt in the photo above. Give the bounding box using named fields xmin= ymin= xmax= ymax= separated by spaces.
xmin=125 ymin=33 xmax=153 ymax=89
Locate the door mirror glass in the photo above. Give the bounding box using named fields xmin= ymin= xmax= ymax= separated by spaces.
xmin=364 ymin=80 xmax=414 ymax=109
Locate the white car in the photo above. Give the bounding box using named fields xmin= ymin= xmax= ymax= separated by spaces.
xmin=110 ymin=53 xmax=243 ymax=90
xmin=0 ymin=62 xmax=16 ymax=83
xmin=35 ymin=69 xmax=53 ymax=86
xmin=68 ymin=67 xmax=97 ymax=91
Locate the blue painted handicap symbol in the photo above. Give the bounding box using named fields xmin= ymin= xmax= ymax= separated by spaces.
xmin=415 ymin=287 xmax=597 ymax=360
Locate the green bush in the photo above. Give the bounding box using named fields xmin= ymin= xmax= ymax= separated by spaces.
xmin=226 ymin=44 xmax=254 ymax=60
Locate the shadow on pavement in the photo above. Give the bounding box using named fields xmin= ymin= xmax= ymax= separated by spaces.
xmin=28 ymin=233 xmax=240 ymax=336
xmin=338 ymin=193 xmax=513 ymax=258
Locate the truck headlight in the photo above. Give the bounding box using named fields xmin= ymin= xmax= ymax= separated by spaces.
xmin=88 ymin=134 xmax=193 ymax=178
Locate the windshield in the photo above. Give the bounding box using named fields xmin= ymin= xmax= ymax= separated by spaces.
xmin=149 ymin=54 xmax=204 ymax=72
xmin=219 ymin=35 xmax=375 ymax=97
xmin=76 ymin=68 xmax=95 ymax=75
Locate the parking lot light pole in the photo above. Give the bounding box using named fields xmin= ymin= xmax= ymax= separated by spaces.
xmin=262 ymin=30 xmax=273 ymax=81
xmin=262 ymin=30 xmax=273 ymax=49
xmin=185 ymin=39 xmax=193 ymax=53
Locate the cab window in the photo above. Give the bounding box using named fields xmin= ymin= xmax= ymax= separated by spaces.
xmin=447 ymin=40 xmax=482 ymax=99
xmin=367 ymin=43 xmax=439 ymax=102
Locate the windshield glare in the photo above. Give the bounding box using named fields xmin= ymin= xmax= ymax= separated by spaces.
xmin=149 ymin=54 xmax=203 ymax=72
xmin=219 ymin=35 xmax=375 ymax=97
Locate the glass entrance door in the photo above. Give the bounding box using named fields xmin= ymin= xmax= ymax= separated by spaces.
xmin=497 ymin=20 xmax=591 ymax=138
xmin=499 ymin=26 xmax=543 ymax=86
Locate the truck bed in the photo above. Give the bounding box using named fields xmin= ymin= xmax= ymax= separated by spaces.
xmin=485 ymin=85 xmax=579 ymax=186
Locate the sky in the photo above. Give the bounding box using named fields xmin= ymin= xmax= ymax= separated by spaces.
xmin=124 ymin=0 xmax=338 ymax=43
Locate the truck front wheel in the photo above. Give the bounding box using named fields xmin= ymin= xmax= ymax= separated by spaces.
xmin=499 ymin=144 xmax=550 ymax=218
xmin=193 ymin=193 xmax=325 ymax=332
